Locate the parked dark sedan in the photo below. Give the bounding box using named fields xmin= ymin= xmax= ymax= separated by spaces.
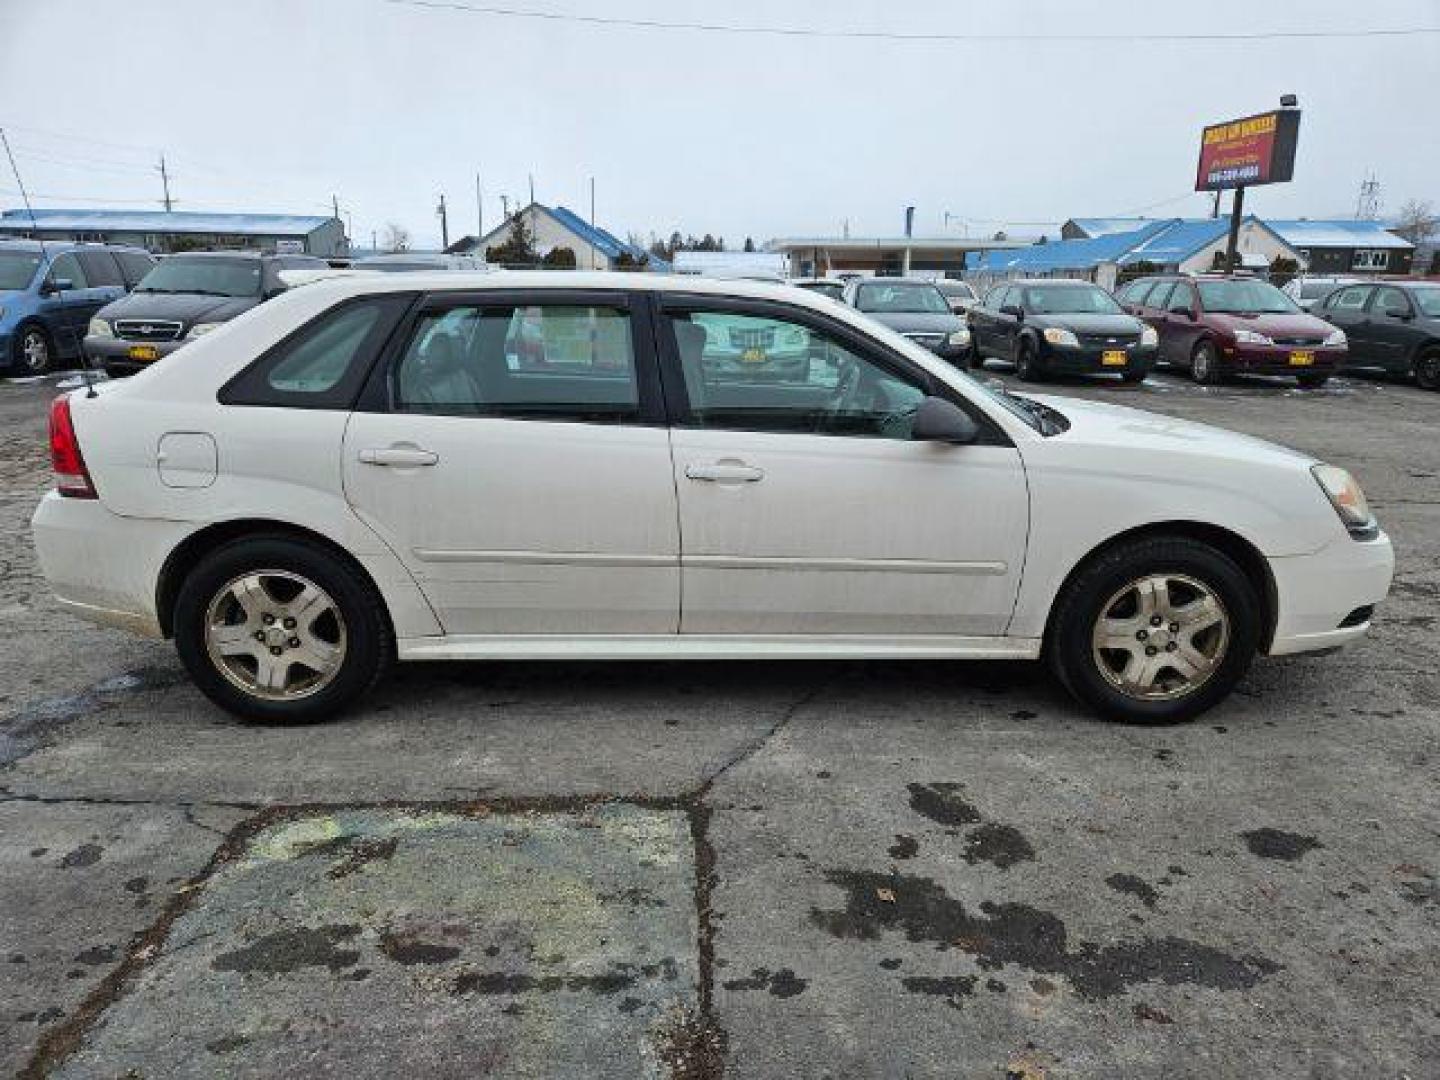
xmin=1315 ymin=281 xmax=1440 ymax=390
xmin=841 ymin=278 xmax=971 ymax=366
xmin=969 ymin=279 xmax=1157 ymax=383
xmin=86 ymin=251 xmax=325 ymax=376
xmin=1120 ymin=274 xmax=1346 ymax=388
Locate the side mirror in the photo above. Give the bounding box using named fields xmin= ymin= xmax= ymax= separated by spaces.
xmin=1000 ymin=304 xmax=1023 ymax=319
xmin=911 ymin=396 xmax=979 ymax=445
xmin=41 ymin=278 xmax=73 ymax=295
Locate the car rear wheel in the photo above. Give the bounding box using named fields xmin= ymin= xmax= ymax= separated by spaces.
xmin=1048 ymin=536 xmax=1259 ymax=724
xmin=173 ymin=535 xmax=393 ymax=723
xmin=1190 ymin=340 xmax=1222 ymax=385
xmin=14 ymin=325 xmax=54 ymax=375
xmin=1016 ymin=339 xmax=1043 ymax=382
xmin=1414 ymin=348 xmax=1440 ymax=391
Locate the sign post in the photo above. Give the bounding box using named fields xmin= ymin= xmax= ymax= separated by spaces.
xmin=1194 ymin=106 xmax=1301 ymax=275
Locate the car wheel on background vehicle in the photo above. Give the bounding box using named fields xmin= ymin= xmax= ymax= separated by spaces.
xmin=1016 ymin=339 xmax=1043 ymax=382
xmin=14 ymin=324 xmax=54 ymax=375
xmin=1190 ymin=340 xmax=1222 ymax=385
xmin=1047 ymin=535 xmax=1260 ymax=724
xmin=1296 ymin=374 xmax=1330 ymax=390
xmin=1414 ymin=348 xmax=1440 ymax=391
xmin=173 ymin=534 xmax=393 ymax=723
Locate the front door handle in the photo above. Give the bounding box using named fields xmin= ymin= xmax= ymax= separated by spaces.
xmin=685 ymin=461 xmax=764 ymax=484
xmin=359 ymin=445 xmax=439 ymax=467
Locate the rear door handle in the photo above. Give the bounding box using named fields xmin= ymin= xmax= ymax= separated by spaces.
xmin=359 ymin=445 xmax=439 ymax=467
xmin=685 ymin=461 xmax=764 ymax=484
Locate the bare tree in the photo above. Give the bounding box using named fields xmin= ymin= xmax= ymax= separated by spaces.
xmin=1393 ymin=199 xmax=1439 ymax=245
xmin=381 ymin=222 xmax=412 ymax=253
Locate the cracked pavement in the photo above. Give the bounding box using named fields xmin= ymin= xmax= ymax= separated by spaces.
xmin=2 ymin=369 xmax=1438 ymax=1078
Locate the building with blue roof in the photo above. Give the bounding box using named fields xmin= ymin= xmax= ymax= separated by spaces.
xmin=1264 ymin=219 xmax=1414 ymax=276
xmin=970 ymin=217 xmax=1304 ymax=285
xmin=0 ymin=207 xmax=347 ymax=256
xmin=451 ymin=202 xmax=668 ymax=271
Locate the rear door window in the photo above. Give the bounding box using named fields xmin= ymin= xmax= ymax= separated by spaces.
xmin=1146 ymin=281 xmax=1175 ymax=311
xmin=47 ymin=253 xmax=88 ymax=290
xmin=77 ymin=250 xmax=124 ymax=287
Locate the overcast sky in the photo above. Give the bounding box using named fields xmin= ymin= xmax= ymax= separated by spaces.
xmin=2 ymin=0 xmax=1437 ymax=249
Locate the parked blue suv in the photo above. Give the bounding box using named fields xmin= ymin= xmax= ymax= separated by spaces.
xmin=0 ymin=241 xmax=154 ymax=374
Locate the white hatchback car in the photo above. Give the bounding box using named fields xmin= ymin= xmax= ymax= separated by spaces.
xmin=33 ymin=272 xmax=1393 ymax=724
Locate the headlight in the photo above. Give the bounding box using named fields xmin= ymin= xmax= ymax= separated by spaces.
xmin=1312 ymin=464 xmax=1376 ymax=539
xmin=1233 ymin=329 xmax=1274 ymax=346
xmin=1324 ymin=329 xmax=1347 ymax=348
xmin=1140 ymin=326 xmax=1158 ymax=347
xmin=185 ymin=322 xmax=223 ymax=340
xmin=1042 ymin=327 xmax=1079 ymax=347
xmin=948 ymin=328 xmax=970 ymax=346
xmin=87 ymin=318 xmax=113 ymax=338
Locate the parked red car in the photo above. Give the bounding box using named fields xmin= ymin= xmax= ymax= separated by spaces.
xmin=1116 ymin=274 xmax=1347 ymax=388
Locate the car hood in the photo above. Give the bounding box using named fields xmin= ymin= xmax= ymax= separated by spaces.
xmin=96 ymin=292 xmax=259 ymax=325
xmin=1029 ymin=312 xmax=1143 ymax=335
xmin=1025 ymin=392 xmax=1315 ymax=467
xmin=1207 ymin=310 xmax=1336 ymax=336
xmin=862 ymin=310 xmax=963 ymax=333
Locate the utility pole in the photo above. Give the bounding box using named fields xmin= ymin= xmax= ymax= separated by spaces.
xmin=1355 ymin=173 xmax=1381 ymax=220
xmin=475 ymin=172 xmax=483 ymax=239
xmin=500 ymin=194 xmax=510 ymax=220
xmin=371 ymin=229 xmax=377 ymax=252
xmin=331 ymin=194 xmax=340 ymax=220
xmin=589 ymin=176 xmax=597 ymax=270
xmin=528 ymin=173 xmax=535 ymax=208
xmin=1211 ymin=189 xmax=1222 ymax=219
xmin=437 ymin=193 xmax=449 ymax=250
xmin=157 ymin=155 xmax=173 ymax=212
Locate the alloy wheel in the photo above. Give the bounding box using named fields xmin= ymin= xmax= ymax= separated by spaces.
xmin=1416 ymin=351 xmax=1440 ymax=391
xmin=1090 ymin=573 xmax=1230 ymax=701
xmin=203 ymin=570 xmax=347 ymax=701
xmin=21 ymin=330 xmax=50 ymax=374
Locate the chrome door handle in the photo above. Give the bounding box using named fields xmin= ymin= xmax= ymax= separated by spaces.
xmin=685 ymin=461 xmax=764 ymax=483
xmin=359 ymin=445 xmax=439 ymax=467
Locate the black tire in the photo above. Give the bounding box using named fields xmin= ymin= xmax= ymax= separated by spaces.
xmin=1414 ymin=348 xmax=1440 ymax=391
xmin=1047 ymin=535 xmax=1260 ymax=725
xmin=12 ymin=323 xmax=54 ymax=375
xmin=173 ymin=534 xmax=393 ymax=723
xmin=1296 ymin=373 xmax=1330 ymax=390
xmin=1016 ymin=338 xmax=1043 ymax=382
xmin=1190 ymin=339 xmax=1222 ymax=385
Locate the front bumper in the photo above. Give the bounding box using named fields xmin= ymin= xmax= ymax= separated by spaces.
xmin=1038 ymin=342 xmax=1157 ymax=374
xmin=84 ymin=334 xmax=188 ymax=375
xmin=1223 ymin=343 xmax=1346 ymax=376
xmin=1266 ymin=531 xmax=1394 ymax=655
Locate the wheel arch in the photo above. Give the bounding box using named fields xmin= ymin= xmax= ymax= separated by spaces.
xmin=1040 ymin=520 xmax=1278 ymax=655
xmin=155 ymin=518 xmax=397 ymax=641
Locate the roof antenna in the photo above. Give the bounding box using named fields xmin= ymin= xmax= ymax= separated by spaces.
xmin=2 ymin=127 xmax=98 ymax=398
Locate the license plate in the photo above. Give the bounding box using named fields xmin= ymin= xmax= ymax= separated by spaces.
xmin=1101 ymin=350 xmax=1127 ymax=366
xmin=127 ymin=344 xmax=159 ymax=362
xmin=1289 ymin=351 xmax=1315 ymax=366
xmin=741 ymin=348 xmax=767 ymax=364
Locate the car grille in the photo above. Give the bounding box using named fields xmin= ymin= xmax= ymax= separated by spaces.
xmin=1271 ymin=335 xmax=1325 ymax=347
xmin=114 ymin=319 xmax=184 ymax=342
xmin=1077 ymin=332 xmax=1139 ymax=348
xmin=728 ymin=327 xmax=776 ymax=350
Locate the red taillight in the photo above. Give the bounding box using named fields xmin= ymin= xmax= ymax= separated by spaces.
xmin=49 ymin=394 xmax=97 ymax=499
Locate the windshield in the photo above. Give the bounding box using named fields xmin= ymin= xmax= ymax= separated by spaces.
xmin=1023 ymin=285 xmax=1123 ymax=315
xmin=937 ymin=282 xmax=976 ymax=299
xmin=1299 ymin=282 xmax=1339 ymax=300
xmin=135 ymin=257 xmax=263 ymax=297
xmin=796 ymin=282 xmax=844 ymax=300
xmin=1197 ymin=279 xmax=1297 ymax=314
xmin=855 ymin=282 xmax=949 ymax=314
xmin=1411 ymin=287 xmax=1440 ymax=318
xmin=0 ymin=252 xmax=41 ymax=291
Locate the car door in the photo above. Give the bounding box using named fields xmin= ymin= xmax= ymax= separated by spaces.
xmin=1160 ymin=282 xmax=1201 ymax=366
xmin=1139 ymin=281 xmax=1174 ymax=361
xmin=76 ymin=251 xmax=128 ymax=314
xmin=991 ymin=286 xmax=1023 ymax=362
xmin=1366 ymin=286 xmax=1418 ymax=373
xmin=967 ymin=287 xmax=999 ymax=354
xmin=1320 ymin=285 xmax=1376 ymax=364
xmin=342 ymin=288 xmax=680 ymax=636
xmin=39 ymin=253 xmax=95 ymax=358
xmin=657 ymin=294 xmax=1029 ymax=637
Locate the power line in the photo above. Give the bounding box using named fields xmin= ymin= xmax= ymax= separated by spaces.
xmin=380 ymin=0 xmax=1440 ymax=42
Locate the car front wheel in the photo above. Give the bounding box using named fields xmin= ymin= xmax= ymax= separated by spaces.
xmin=1414 ymin=348 xmax=1440 ymax=391
xmin=1190 ymin=340 xmax=1222 ymax=385
xmin=15 ymin=325 xmax=54 ymax=375
xmin=173 ymin=535 xmax=393 ymax=722
xmin=1048 ymin=536 xmax=1260 ymax=724
xmin=1016 ymin=339 xmax=1043 ymax=382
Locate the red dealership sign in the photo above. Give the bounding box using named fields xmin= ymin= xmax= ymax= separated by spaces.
xmin=1195 ymin=109 xmax=1301 ymax=191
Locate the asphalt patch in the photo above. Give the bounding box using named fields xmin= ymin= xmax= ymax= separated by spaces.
xmin=906 ymin=782 xmax=983 ymax=826
xmin=1241 ymin=828 xmax=1324 ymax=861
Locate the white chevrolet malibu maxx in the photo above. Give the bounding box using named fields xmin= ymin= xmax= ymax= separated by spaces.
xmin=33 ymin=273 xmax=1393 ymax=724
